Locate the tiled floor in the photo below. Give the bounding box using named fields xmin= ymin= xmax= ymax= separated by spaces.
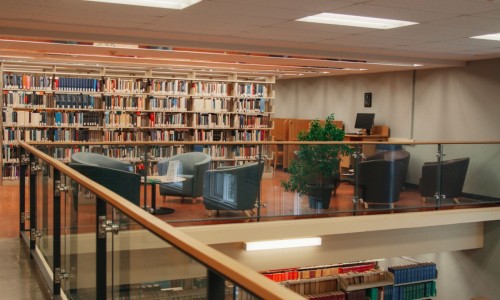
xmin=0 ymin=238 xmax=52 ymax=300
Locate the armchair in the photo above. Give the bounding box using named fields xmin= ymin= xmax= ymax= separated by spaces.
xmin=419 ymin=157 xmax=470 ymax=203
xmin=365 ymin=150 xmax=410 ymax=188
xmin=203 ymin=162 xmax=263 ymax=217
xmin=157 ymin=152 xmax=211 ymax=202
xmin=358 ymin=160 xmax=404 ymax=208
xmin=69 ymin=152 xmax=140 ymax=206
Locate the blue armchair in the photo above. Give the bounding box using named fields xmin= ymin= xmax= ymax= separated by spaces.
xmin=203 ymin=162 xmax=263 ymax=217
xmin=157 ymin=152 xmax=211 ymax=202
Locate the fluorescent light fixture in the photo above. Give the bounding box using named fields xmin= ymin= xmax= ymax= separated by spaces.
xmin=244 ymin=237 xmax=321 ymax=251
xmin=297 ymin=13 xmax=417 ymax=29
xmin=85 ymin=0 xmax=201 ymax=10
xmin=470 ymin=33 xmax=500 ymax=41
xmin=93 ymin=43 xmax=139 ymax=49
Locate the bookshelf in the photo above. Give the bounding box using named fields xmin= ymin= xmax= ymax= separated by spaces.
xmin=1 ymin=62 xmax=275 ymax=180
xmin=259 ymin=260 xmax=438 ymax=300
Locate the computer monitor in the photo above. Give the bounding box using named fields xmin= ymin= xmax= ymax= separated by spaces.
xmin=354 ymin=113 xmax=375 ymax=135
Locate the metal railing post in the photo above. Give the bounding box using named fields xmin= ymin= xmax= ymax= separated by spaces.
xmin=53 ymin=169 xmax=62 ymax=296
xmin=207 ymin=270 xmax=226 ymax=300
xmin=29 ymin=153 xmax=37 ymax=250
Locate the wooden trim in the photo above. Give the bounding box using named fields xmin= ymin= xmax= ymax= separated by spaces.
xmin=18 ymin=141 xmax=303 ymax=300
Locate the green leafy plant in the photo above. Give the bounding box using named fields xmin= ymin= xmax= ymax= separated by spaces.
xmin=281 ymin=114 xmax=352 ymax=195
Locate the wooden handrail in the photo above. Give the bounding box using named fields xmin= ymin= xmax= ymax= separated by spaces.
xmin=24 ymin=140 xmax=500 ymax=146
xmin=19 ymin=141 xmax=304 ymax=300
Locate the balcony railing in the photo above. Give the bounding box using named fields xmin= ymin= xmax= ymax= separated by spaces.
xmin=17 ymin=139 xmax=499 ymax=299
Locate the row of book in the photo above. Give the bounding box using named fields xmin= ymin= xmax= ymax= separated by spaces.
xmin=150 ymin=79 xmax=189 ymax=95
xmin=388 ymin=263 xmax=437 ymax=284
xmin=148 ymin=96 xmax=188 ymax=111
xmin=190 ymin=81 xmax=228 ymax=96
xmin=2 ymin=164 xmax=20 ymax=180
xmin=102 ymin=129 xmax=190 ymax=142
xmin=3 ymin=90 xmax=49 ymax=108
xmin=307 ymin=291 xmax=346 ymax=300
xmin=51 ymin=129 xmax=101 ymax=142
xmin=3 ymin=91 xmax=101 ymax=109
xmin=236 ymin=83 xmax=269 ymax=97
xmin=103 ymin=95 xmax=147 ymax=110
xmin=55 ymin=77 xmax=101 ymax=92
xmin=3 ymin=74 xmax=52 ymax=90
xmin=104 ymin=78 xmax=148 ymax=94
xmin=384 ymin=281 xmax=436 ymax=300
xmin=3 ymin=128 xmax=22 ymax=143
xmin=233 ymin=115 xmax=271 ymax=128
xmin=3 ymin=92 xmax=271 ymax=113
xmin=262 ymin=261 xmax=377 ymax=282
xmin=339 ymin=270 xmax=387 ymax=286
xmin=2 ymin=145 xmax=19 ymax=163
xmin=286 ymin=277 xmax=339 ymax=296
xmin=3 ymin=74 xmax=271 ymax=96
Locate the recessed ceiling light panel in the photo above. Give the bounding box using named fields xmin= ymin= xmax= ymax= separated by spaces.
xmin=470 ymin=33 xmax=500 ymax=41
xmin=297 ymin=13 xmax=418 ymax=29
xmin=85 ymin=0 xmax=201 ymax=10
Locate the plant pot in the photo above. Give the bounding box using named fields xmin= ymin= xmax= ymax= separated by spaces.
xmin=306 ymin=183 xmax=334 ymax=209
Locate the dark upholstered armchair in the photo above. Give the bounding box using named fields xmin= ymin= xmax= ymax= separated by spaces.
xmin=157 ymin=152 xmax=211 ymax=202
xmin=203 ymin=162 xmax=263 ymax=217
xmin=69 ymin=152 xmax=141 ymax=206
xmin=358 ymin=160 xmax=404 ymax=208
xmin=365 ymin=150 xmax=410 ymax=188
xmin=419 ymin=157 xmax=470 ymax=203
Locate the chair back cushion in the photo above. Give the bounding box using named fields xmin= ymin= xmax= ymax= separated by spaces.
xmin=71 ymin=152 xmax=134 ymax=172
xmin=419 ymin=157 xmax=470 ymax=198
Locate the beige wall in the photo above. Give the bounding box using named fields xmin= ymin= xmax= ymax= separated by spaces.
xmin=275 ymin=58 xmax=500 ymax=195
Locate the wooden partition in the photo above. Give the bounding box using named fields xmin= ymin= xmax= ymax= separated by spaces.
xmin=270 ymin=118 xmax=344 ymax=170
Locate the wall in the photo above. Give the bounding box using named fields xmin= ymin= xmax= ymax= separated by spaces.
xmin=275 ymin=71 xmax=414 ymax=138
xmin=275 ymin=58 xmax=500 ymax=195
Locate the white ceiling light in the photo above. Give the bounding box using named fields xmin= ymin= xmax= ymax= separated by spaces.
xmin=470 ymin=33 xmax=500 ymax=41
xmin=85 ymin=0 xmax=201 ymax=10
xmin=244 ymin=237 xmax=321 ymax=251
xmin=297 ymin=13 xmax=418 ymax=29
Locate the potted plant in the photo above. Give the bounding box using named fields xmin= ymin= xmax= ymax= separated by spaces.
xmin=281 ymin=114 xmax=352 ymax=209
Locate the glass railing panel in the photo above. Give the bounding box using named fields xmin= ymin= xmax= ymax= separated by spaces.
xmin=60 ymin=176 xmax=103 ymax=299
xmin=437 ymin=143 xmax=500 ymax=208
xmin=108 ymin=207 xmax=267 ymax=300
xmin=35 ymin=159 xmax=54 ymax=266
xmin=30 ymin=141 xmax=499 ymax=227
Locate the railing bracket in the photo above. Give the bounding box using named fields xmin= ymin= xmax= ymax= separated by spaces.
xmin=98 ymin=216 xmax=120 ymax=239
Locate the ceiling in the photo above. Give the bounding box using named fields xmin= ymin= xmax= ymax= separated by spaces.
xmin=1 ymin=0 xmax=500 ymax=78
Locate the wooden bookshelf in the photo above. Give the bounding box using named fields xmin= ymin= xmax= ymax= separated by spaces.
xmin=1 ymin=63 xmax=275 ymax=180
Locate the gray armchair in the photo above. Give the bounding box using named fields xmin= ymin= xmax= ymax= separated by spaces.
xmin=203 ymin=162 xmax=263 ymax=217
xmin=157 ymin=152 xmax=211 ymax=202
xmin=419 ymin=157 xmax=470 ymax=203
xmin=69 ymin=152 xmax=140 ymax=206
